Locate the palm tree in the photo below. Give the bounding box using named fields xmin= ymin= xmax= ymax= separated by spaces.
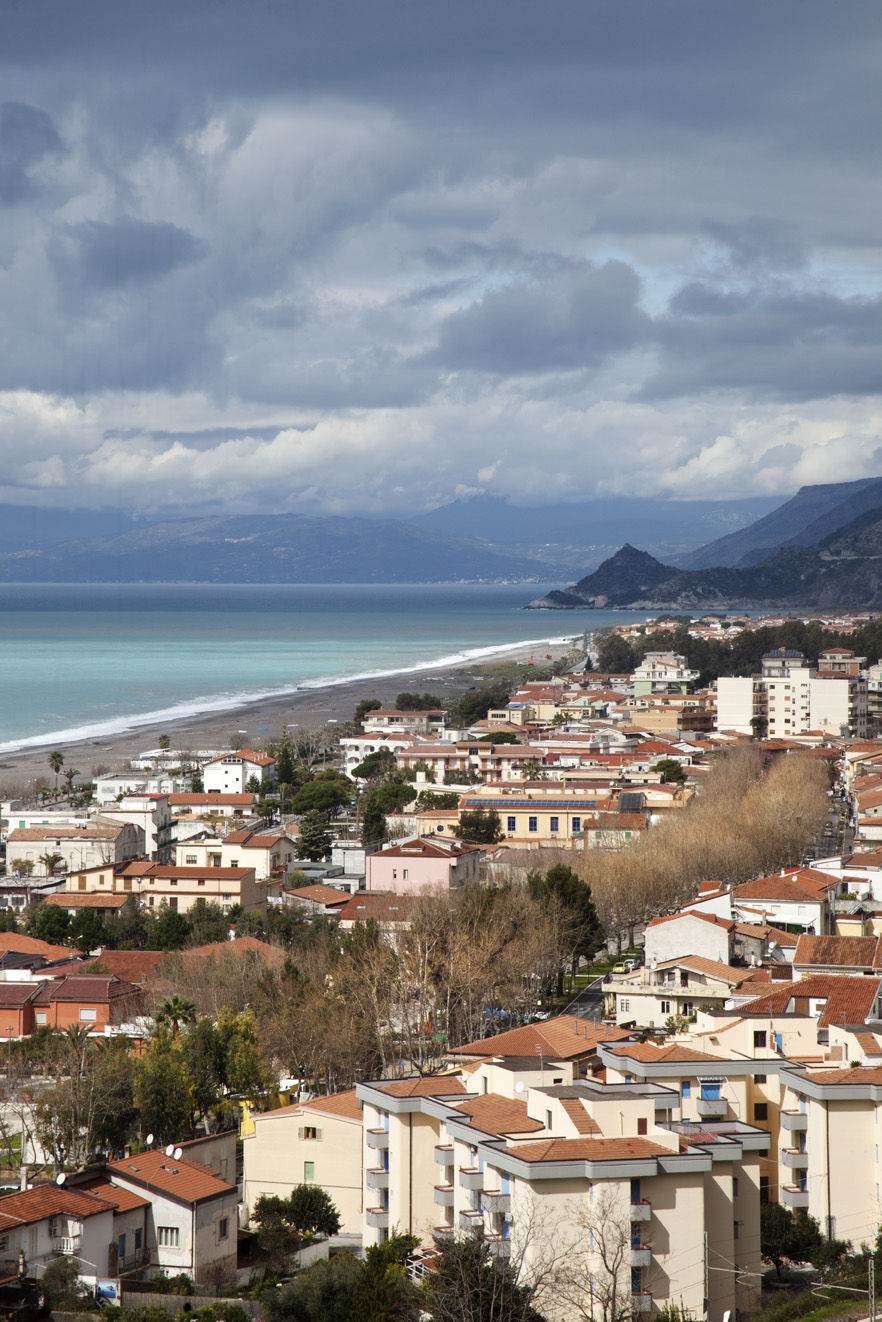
xmin=154 ymin=995 xmax=197 ymax=1036
xmin=62 ymin=768 xmax=79 ymax=797
xmin=39 ymin=852 xmax=63 ymax=877
xmin=48 ymin=751 xmax=64 ymax=792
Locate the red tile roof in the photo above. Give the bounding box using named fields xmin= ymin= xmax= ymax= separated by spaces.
xmin=108 ymin=1150 xmax=236 ymax=1205
xmin=87 ymin=951 xmax=165 ymax=983
xmin=736 ymin=974 xmax=882 ymax=1028
xmin=450 ymin=1094 xmax=543 ymax=1137
xmin=205 ymin=749 xmax=274 ymax=767
xmin=507 ymin=1137 xmax=668 ymax=1162
xmin=0 ymin=934 xmax=70 ymax=959
xmin=794 ymin=935 xmax=882 ymax=969
xmin=0 ymin=1185 xmax=113 ymax=1232
xmin=79 ymin=1179 xmax=150 ymax=1212
xmin=33 ymin=974 xmax=141 ymax=1005
xmin=457 ymin=1016 xmax=631 ymax=1060
xmin=610 ymin=1043 xmax=726 ymax=1064
xmin=288 ymin=884 xmax=350 ymax=906
xmin=255 ymin=1088 xmax=362 ymax=1122
xmin=375 ymin=1076 xmax=467 ymax=1098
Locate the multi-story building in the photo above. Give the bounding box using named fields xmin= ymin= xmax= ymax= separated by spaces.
xmin=631 ymin=652 xmax=699 ymax=696
xmin=356 ymin=1055 xmax=766 ymax=1320
xmin=717 ymin=649 xmax=868 ymax=738
xmin=202 ymin=748 xmax=275 ymax=794
xmin=66 ymin=861 xmax=280 ymax=915
xmin=5 ymin=819 xmax=145 ymax=876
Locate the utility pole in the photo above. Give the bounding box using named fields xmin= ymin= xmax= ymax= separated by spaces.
xmin=870 ymin=1255 xmax=876 ymax=1322
xmin=703 ymin=1230 xmax=709 ymax=1315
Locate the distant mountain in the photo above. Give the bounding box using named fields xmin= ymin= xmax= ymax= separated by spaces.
xmin=0 ymin=504 xmax=137 ymax=552
xmin=528 ymin=545 xmax=674 ymax=608
xmin=675 ymin=479 xmax=882 ymax=570
xmin=412 ymin=493 xmax=781 ymax=550
xmin=0 ymin=513 xmax=575 ymax=583
xmin=531 ymin=504 xmax=882 ymax=610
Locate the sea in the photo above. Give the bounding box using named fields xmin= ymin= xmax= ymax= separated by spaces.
xmin=0 ymin=583 xmax=653 ymax=754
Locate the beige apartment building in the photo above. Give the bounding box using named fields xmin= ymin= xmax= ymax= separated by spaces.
xmin=66 ymin=861 xmax=280 ymax=914
xmin=356 ymin=1055 xmax=767 ymax=1320
xmin=6 ymin=819 xmax=144 ymax=875
xmin=243 ymin=1090 xmax=364 ymax=1234
xmin=173 ymin=825 xmax=300 ymax=879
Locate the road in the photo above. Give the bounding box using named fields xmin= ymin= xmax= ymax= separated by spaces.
xmin=564 ymin=975 xmax=605 ymax=1021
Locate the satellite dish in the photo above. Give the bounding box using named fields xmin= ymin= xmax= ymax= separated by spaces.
xmin=55 ymin=1173 xmax=66 ymax=1186
xmin=515 ymin=1081 xmax=524 ymax=1094
xmin=146 ymin=1134 xmax=154 ymax=1146
xmin=165 ymin=1144 xmax=174 ymax=1156
xmin=173 ymin=1147 xmax=182 ymax=1161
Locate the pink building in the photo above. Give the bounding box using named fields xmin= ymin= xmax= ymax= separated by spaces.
xmin=365 ymin=837 xmax=483 ymax=894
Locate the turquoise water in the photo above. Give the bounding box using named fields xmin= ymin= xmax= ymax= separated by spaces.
xmin=0 ymin=583 xmax=652 ymax=753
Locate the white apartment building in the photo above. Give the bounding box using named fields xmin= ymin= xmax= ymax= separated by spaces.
xmin=356 ymin=1057 xmax=767 ymax=1320
xmin=631 ymin=652 xmax=699 ymax=696
xmin=716 ymin=648 xmax=868 ymax=738
xmin=202 ymin=749 xmax=275 ymax=794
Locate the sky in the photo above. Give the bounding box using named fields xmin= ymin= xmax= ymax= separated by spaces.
xmin=1 ymin=0 xmax=881 ymax=519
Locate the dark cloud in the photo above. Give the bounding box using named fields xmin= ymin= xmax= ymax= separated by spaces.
xmin=702 ymin=218 xmax=808 ymax=272
xmin=430 ymin=261 xmax=649 ymax=375
xmin=647 ymin=286 xmax=882 ymax=401
xmin=55 ymin=217 xmax=206 ymax=290
xmin=0 ymin=102 xmax=62 ymax=203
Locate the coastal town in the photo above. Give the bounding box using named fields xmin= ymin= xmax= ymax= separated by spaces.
xmin=1 ymin=613 xmax=882 ymax=1317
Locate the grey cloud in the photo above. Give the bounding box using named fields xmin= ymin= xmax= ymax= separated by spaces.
xmin=55 ymin=217 xmax=206 ymax=290
xmin=0 ymin=102 xmax=62 ymax=203
xmin=647 ymin=286 xmax=882 ymax=401
xmin=702 ymin=218 xmax=808 ymax=272
xmin=430 ymin=261 xmax=649 ymax=375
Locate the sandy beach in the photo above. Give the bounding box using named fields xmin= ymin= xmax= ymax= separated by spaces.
xmin=0 ymin=637 xmax=578 ymax=796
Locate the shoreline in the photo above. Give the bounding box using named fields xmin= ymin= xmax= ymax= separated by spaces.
xmin=0 ymin=634 xmax=580 ymax=792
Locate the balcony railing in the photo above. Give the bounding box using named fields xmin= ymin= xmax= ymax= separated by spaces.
xmin=366 ymin=1129 xmax=390 ymax=1150
xmin=434 ymin=1144 xmax=454 ymax=1166
xmin=434 ymin=1185 xmax=455 ymax=1207
xmin=780 ymin=1110 xmax=808 ymax=1132
xmin=781 ymin=1148 xmax=809 ymax=1169
xmin=630 ymin=1246 xmax=652 ymax=1268
xmin=696 ymin=1097 xmax=726 ymax=1117
xmin=459 ymin=1209 xmax=485 ymax=1233
xmin=366 ymin=1168 xmax=390 ymax=1190
xmin=366 ymin=1207 xmax=389 ymax=1229
xmin=486 ymin=1236 xmax=511 ymax=1260
xmin=481 ymin=1190 xmax=511 ymax=1214
xmin=781 ymin=1185 xmax=809 ymax=1210
xmin=52 ymin=1236 xmax=81 ymax=1254
xmin=632 ymin=1293 xmax=652 ymax=1313
xmin=630 ymin=1201 xmax=651 ymax=1221
xmin=433 ymin=1225 xmax=455 ymax=1241
xmin=459 ymin=1167 xmax=484 ymax=1191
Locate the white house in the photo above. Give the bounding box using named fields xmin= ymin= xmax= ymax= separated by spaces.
xmin=202 ymin=749 xmax=275 ymax=794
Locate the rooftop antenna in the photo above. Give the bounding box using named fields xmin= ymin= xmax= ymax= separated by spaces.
xmin=165 ymin=1144 xmax=174 ymax=1156
xmin=145 ymin=1134 xmax=154 ymax=1147
xmin=172 ymin=1147 xmax=183 ymax=1161
xmin=55 ymin=1173 xmax=65 ymax=1186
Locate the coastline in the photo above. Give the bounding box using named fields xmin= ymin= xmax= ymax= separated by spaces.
xmin=0 ymin=634 xmax=580 ymax=793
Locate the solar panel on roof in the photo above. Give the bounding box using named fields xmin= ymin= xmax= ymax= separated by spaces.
xmin=618 ymin=792 xmax=645 ymax=813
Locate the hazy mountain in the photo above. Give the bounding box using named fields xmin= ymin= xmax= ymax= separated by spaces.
xmin=675 ymin=478 xmax=882 ymax=569
xmin=0 ymin=504 xmax=138 ymax=552
xmin=0 ymin=513 xmax=574 ymax=583
xmin=412 ymin=493 xmax=781 ymax=549
xmin=532 ymin=504 xmax=882 ymax=610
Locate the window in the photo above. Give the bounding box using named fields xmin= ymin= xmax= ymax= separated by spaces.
xmin=755 ymin=1074 xmax=767 ymax=1084
xmin=637 ymin=1117 xmax=647 ymax=1136
xmin=218 ymin=1218 xmax=228 ymax=1240
xmin=185 ymin=855 xmax=197 ymax=864
xmin=545 ymin=1110 xmax=552 ymax=1129
xmin=681 ymin=1081 xmax=691 ymax=1099
xmin=134 ymin=1228 xmax=142 ymax=1251
xmin=550 ymin=816 xmax=559 ymax=833
xmin=304 ymin=1161 xmax=315 ymax=1182
xmin=528 ymin=816 xmax=538 ymax=833
xmin=198 ymin=878 xmax=205 ymax=886
xmin=620 ymin=998 xmax=630 ymax=1014
xmin=754 ymin=1103 xmax=768 ymax=1122
xmin=700 ymin=1081 xmax=721 ymax=1100
xmin=158 ymin=1226 xmax=180 ymax=1247
xmin=303 ymin=1126 xmax=319 ymax=1141
xmin=169 ymin=878 xmax=177 ymax=886
xmin=660 ymin=1000 xmax=671 ymax=1015
xmin=753 ymin=1031 xmax=767 ymax=1049
xmin=79 ymin=1008 xmax=97 ymax=1022
xmin=402 ymin=869 xmax=408 ymax=880
xmin=35 ymin=1012 xmax=47 ymax=1026
xmin=507 ymin=816 xmax=516 ymax=832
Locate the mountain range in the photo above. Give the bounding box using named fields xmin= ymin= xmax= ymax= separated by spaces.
xmin=530 ymin=482 xmax=882 ymax=610
xmin=0 ymin=494 xmax=780 ymax=584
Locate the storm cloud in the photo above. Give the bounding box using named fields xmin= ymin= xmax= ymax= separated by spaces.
xmin=0 ymin=0 xmax=880 ymax=515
